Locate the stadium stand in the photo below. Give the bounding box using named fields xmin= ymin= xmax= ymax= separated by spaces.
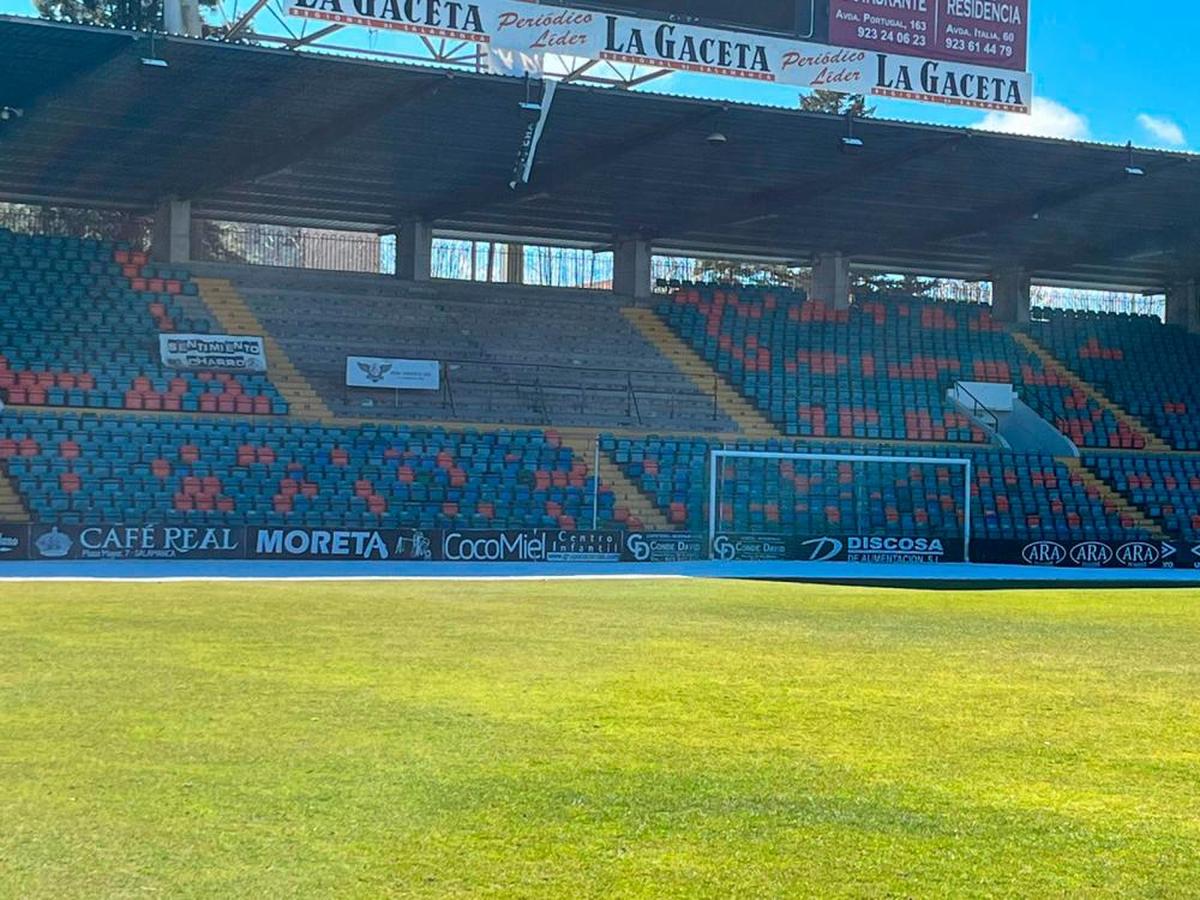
xmin=1031 ymin=308 xmax=1200 ymax=450
xmin=654 ymin=285 xmax=1150 ymax=449
xmin=1086 ymin=454 xmax=1200 ymax=541
xmin=193 ymin=264 xmax=735 ymax=432
xmin=0 ymin=231 xmax=1190 ymax=547
xmin=603 ymin=435 xmax=1153 ymax=542
xmin=0 ymin=412 xmax=617 ymax=531
xmin=0 ymin=230 xmax=288 ymax=416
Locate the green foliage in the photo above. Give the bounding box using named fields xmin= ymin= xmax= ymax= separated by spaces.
xmin=1 ymin=580 xmax=1198 ymax=896
xmin=856 ymin=271 xmax=944 ymax=297
xmin=0 ymin=202 xmax=149 ymax=247
xmin=799 ymin=89 xmax=875 ymax=118
xmin=35 ymin=0 xmax=216 ymax=31
xmin=690 ymin=258 xmax=809 ymax=291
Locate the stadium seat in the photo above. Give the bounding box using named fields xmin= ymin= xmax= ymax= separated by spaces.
xmin=0 ymin=412 xmax=615 ymax=530
xmin=0 ymin=229 xmax=288 ymax=416
xmin=657 ymin=286 xmax=1135 ymax=448
xmin=602 ymin=434 xmax=1149 ymax=543
xmin=1032 ymin=307 xmax=1200 ymax=450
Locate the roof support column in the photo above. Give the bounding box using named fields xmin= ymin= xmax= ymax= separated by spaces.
xmin=812 ymin=252 xmax=851 ymax=309
xmin=992 ymin=267 xmax=1031 ymax=325
xmin=613 ymin=236 xmax=652 ymax=300
xmin=395 ymin=217 xmax=432 ymax=282
xmin=506 ymin=243 xmax=525 ymax=285
xmin=150 ymin=198 xmax=191 ymax=265
xmin=1166 ymin=279 xmax=1200 ymax=333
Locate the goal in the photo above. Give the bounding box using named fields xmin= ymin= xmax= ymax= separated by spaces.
xmin=708 ymin=450 xmax=973 ymax=563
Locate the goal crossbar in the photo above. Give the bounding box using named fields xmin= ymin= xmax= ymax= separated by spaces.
xmin=708 ymin=450 xmax=973 ymax=562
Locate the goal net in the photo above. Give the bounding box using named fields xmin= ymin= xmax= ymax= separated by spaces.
xmin=708 ymin=450 xmax=972 ymax=563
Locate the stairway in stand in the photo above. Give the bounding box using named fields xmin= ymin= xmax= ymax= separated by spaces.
xmin=194 ymin=277 xmax=334 ymax=422
xmin=558 ymin=430 xmax=673 ymax=532
xmin=1013 ymin=330 xmax=1171 ymax=453
xmin=0 ymin=463 xmax=30 ymax=524
xmin=1061 ymin=457 xmax=1165 ymax=539
xmin=622 ymin=307 xmax=782 ymax=440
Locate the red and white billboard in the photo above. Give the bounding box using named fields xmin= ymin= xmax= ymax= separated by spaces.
xmin=289 ymin=0 xmax=1032 ymax=113
xmin=828 ymin=0 xmax=1028 ymax=72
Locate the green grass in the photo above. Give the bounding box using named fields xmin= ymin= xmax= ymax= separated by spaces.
xmin=2 ymin=580 xmax=1200 ymax=897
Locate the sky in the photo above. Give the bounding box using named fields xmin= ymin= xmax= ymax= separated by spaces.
xmin=655 ymin=2 xmax=1198 ymax=150
xmin=0 ymin=0 xmax=1195 ymax=150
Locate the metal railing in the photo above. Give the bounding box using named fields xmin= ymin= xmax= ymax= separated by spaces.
xmin=195 ymin=221 xmax=395 ymax=274
xmin=344 ymin=358 xmax=724 ymax=428
xmin=0 ymin=202 xmax=150 ymax=249
xmin=954 ymin=381 xmax=1000 ymax=433
xmin=652 ymin=255 xmax=811 ymax=291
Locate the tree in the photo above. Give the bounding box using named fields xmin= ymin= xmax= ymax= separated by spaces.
xmin=36 ymin=0 xmax=217 ymax=33
xmin=855 ymin=272 xmax=943 ymax=297
xmin=799 ymin=90 xmax=874 ymax=118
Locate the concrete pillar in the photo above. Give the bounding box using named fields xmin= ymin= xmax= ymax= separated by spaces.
xmin=395 ymin=217 xmax=432 ymax=282
xmin=506 ymin=242 xmax=525 ymax=285
xmin=812 ymin=252 xmax=851 ymax=309
xmin=613 ymin=237 xmax=652 ymax=300
xmin=992 ymin=267 xmax=1031 ymax=324
xmin=1166 ymin=280 xmax=1200 ymax=332
xmin=151 ymin=198 xmax=191 ymax=264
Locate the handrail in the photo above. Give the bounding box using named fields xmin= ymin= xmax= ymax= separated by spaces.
xmin=955 ymin=381 xmax=1000 ymax=432
xmin=343 ymin=355 xmax=723 ymax=424
xmin=437 ymin=357 xmax=696 ymax=380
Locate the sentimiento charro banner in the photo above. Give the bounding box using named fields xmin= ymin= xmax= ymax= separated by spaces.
xmin=286 ymin=0 xmax=1031 ymax=114
xmin=159 ymin=334 xmax=268 ymax=373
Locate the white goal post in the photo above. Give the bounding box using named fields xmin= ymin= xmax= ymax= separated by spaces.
xmin=708 ymin=450 xmax=973 ymax=563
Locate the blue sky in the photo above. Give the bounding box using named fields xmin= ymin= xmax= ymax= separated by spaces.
xmin=657 ymin=1 xmax=1198 ymax=150
xmin=2 ymin=0 xmax=1194 ymax=149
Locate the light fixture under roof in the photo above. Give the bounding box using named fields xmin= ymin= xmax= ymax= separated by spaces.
xmin=1125 ymin=141 xmax=1146 ymax=177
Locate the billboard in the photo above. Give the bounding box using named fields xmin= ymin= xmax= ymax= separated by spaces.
xmin=539 ymin=0 xmax=824 ymax=39
xmin=345 ymin=357 xmax=441 ymax=391
xmin=4 ymin=524 xmax=1200 ymax=570
xmin=159 ymin=334 xmax=268 ymax=373
xmin=287 ymin=0 xmax=1031 ymax=113
xmin=828 ymin=0 xmax=1028 ymax=72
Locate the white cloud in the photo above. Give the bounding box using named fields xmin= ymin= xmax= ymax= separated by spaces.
xmin=1136 ymin=113 xmax=1187 ymax=148
xmin=975 ymin=98 xmax=1091 ymax=141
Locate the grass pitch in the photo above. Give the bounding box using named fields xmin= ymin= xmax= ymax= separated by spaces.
xmin=1 ymin=580 xmax=1199 ymax=897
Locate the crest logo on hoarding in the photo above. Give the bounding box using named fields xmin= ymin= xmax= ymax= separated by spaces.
xmin=34 ymin=526 xmax=72 ymax=558
xmin=357 ymin=361 xmax=393 ymax=383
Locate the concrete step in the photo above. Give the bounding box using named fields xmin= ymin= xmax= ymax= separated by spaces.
xmin=558 ymin=431 xmax=673 ymax=532
xmin=1014 ymin=330 xmax=1171 ymax=453
xmin=0 ymin=464 xmax=30 ymax=523
xmin=622 ymin=308 xmax=783 ymax=440
xmin=194 ymin=277 xmax=336 ymax=423
xmin=1061 ymin=457 xmax=1166 ymax=539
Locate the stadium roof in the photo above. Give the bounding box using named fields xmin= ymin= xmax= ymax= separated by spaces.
xmin=2 ymin=15 xmax=1199 ymax=291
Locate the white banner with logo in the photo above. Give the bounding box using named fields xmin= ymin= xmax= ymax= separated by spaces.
xmin=346 ymin=356 xmax=441 ymax=391
xmin=288 ymin=0 xmax=1030 ymax=113
xmin=159 ymin=334 xmax=268 ymax=372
